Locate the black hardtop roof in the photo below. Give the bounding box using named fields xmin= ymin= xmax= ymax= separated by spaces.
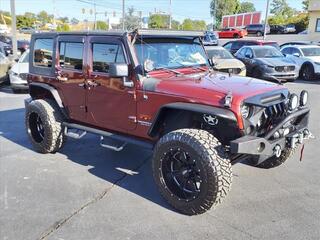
xmin=32 ymin=29 xmax=205 ymax=38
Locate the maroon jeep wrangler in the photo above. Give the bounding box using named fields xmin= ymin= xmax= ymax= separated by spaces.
xmin=25 ymin=30 xmax=312 ymax=215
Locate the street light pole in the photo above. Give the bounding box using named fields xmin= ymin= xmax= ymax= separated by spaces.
xmin=10 ymin=0 xmax=17 ymax=59
xmin=122 ymin=0 xmax=125 ymax=30
xmin=263 ymin=0 xmax=270 ymax=40
xmin=169 ymin=0 xmax=172 ymax=29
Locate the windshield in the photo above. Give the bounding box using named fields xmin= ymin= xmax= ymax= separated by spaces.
xmin=301 ymin=48 xmax=320 ymax=57
xmin=134 ymin=40 xmax=208 ymax=71
xmin=253 ymin=47 xmax=284 ymax=58
xmin=206 ymin=48 xmax=234 ymax=59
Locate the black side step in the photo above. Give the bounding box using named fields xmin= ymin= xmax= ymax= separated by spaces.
xmin=62 ymin=122 xmax=154 ymax=150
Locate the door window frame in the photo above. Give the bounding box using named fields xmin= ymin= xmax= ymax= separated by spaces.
xmin=56 ymin=35 xmax=86 ymax=74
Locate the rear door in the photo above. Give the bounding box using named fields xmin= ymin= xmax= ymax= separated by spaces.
xmin=55 ymin=35 xmax=87 ymax=122
xmin=85 ymin=36 xmax=137 ymax=132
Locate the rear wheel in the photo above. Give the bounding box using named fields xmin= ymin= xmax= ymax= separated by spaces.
xmin=233 ymin=33 xmax=239 ymax=38
xmin=256 ymin=31 xmax=262 ymax=37
xmin=25 ymin=99 xmax=66 ymax=153
xmin=300 ymin=64 xmax=315 ymax=81
xmin=152 ymin=129 xmax=232 ymax=215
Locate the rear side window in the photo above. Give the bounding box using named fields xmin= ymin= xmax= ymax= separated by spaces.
xmin=92 ymin=43 xmax=125 ymax=73
xmin=59 ymin=42 xmax=83 ymax=70
xmin=33 ymin=38 xmax=53 ymax=68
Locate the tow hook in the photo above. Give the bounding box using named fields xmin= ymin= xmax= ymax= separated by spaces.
xmin=274 ymin=145 xmax=282 ymax=158
xmin=290 ymin=129 xmax=314 ymax=149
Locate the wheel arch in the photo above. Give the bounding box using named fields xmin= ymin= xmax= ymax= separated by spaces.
xmin=148 ymin=102 xmax=240 ymax=143
xmin=28 ymin=82 xmax=68 ymax=118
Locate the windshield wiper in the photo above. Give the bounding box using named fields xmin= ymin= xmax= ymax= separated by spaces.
xmin=152 ymin=67 xmax=183 ymax=75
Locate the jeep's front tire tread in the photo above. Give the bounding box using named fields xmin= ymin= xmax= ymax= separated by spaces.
xmin=25 ymin=99 xmax=66 ymax=153
xmin=152 ymin=129 xmax=232 ymax=215
xmin=257 ymin=148 xmax=295 ymax=169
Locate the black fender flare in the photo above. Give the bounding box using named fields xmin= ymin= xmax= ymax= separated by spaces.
xmin=29 ymin=82 xmax=68 ymax=118
xmin=148 ymin=102 xmax=238 ymax=137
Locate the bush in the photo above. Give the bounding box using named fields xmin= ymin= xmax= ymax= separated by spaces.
xmin=57 ymin=23 xmax=70 ymax=32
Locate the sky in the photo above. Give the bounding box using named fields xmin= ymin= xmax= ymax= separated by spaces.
xmin=0 ymin=0 xmax=304 ymax=24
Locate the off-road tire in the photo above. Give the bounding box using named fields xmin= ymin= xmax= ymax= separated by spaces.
xmin=25 ymin=99 xmax=66 ymax=153
xmin=257 ymin=148 xmax=295 ymax=169
xmin=152 ymin=129 xmax=232 ymax=215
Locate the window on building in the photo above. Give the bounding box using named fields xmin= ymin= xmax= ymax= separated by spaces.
xmin=33 ymin=38 xmax=53 ymax=68
xmin=59 ymin=42 xmax=84 ymax=70
xmin=316 ymin=18 xmax=320 ymax=32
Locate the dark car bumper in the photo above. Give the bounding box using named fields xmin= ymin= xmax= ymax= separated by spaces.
xmin=230 ymin=108 xmax=312 ymax=158
xmin=262 ymin=72 xmax=298 ymax=82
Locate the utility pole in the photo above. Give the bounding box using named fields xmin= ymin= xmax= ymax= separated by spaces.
xmin=53 ymin=0 xmax=56 ymax=29
xmin=263 ymin=0 xmax=270 ymax=40
xmin=10 ymin=0 xmax=17 ymax=59
xmin=169 ymin=0 xmax=172 ymax=29
xmin=93 ymin=0 xmax=97 ymax=30
xmin=122 ymin=0 xmax=125 ymax=30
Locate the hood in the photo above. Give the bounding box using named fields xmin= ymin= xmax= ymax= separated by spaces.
xmin=214 ymin=58 xmax=244 ymax=69
xmin=257 ymin=57 xmax=295 ymax=66
xmin=147 ymin=71 xmax=285 ymax=108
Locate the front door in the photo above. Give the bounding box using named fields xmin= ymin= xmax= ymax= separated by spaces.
xmin=55 ymin=35 xmax=87 ymax=122
xmin=85 ymin=36 xmax=137 ymax=132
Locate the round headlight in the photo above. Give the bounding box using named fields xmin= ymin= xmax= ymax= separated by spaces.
xmin=288 ymin=94 xmax=299 ymax=111
xmin=241 ymin=105 xmax=251 ymax=118
xmin=300 ymin=90 xmax=308 ymax=106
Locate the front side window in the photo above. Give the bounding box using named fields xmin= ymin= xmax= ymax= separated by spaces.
xmin=21 ymin=51 xmax=30 ymax=63
xmin=92 ymin=43 xmax=125 ymax=73
xmin=253 ymin=47 xmax=284 ymax=58
xmin=34 ymin=38 xmax=53 ymax=68
xmin=134 ymin=39 xmax=208 ymax=71
xmin=59 ymin=42 xmax=83 ymax=70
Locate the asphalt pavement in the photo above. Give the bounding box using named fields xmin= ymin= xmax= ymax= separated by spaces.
xmin=0 ymin=80 xmax=320 ymax=240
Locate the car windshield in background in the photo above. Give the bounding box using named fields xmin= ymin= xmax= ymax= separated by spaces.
xmin=253 ymin=47 xmax=284 ymax=58
xmin=301 ymin=48 xmax=320 ymax=57
xmin=207 ymin=49 xmax=233 ymax=59
xmin=134 ymin=41 xmax=208 ymax=70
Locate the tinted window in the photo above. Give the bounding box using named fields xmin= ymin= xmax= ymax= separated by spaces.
xmin=34 ymin=38 xmax=53 ymax=68
xmin=223 ymin=42 xmax=232 ymax=51
xmin=291 ymin=48 xmax=301 ymax=56
xmin=281 ymin=47 xmax=292 ymax=55
xmin=59 ymin=42 xmax=83 ymax=70
xmin=245 ymin=48 xmax=253 ymax=58
xmin=21 ymin=51 xmax=29 ymax=63
xmin=237 ymin=48 xmax=247 ymax=57
xmin=92 ymin=43 xmax=125 ymax=73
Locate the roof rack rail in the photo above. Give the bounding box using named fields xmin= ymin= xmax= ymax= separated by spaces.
xmin=132 ymin=28 xmax=205 ymax=37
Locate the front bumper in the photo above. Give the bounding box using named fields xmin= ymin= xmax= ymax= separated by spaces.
xmin=262 ymin=71 xmax=298 ymax=82
xmin=230 ymin=108 xmax=311 ymax=157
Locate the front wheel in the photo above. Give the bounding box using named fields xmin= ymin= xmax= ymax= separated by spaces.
xmin=300 ymin=64 xmax=315 ymax=81
xmin=152 ymin=129 xmax=232 ymax=215
xmin=25 ymin=99 xmax=66 ymax=153
xmin=256 ymin=31 xmax=262 ymax=37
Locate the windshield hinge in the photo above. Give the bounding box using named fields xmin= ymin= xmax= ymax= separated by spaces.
xmin=224 ymin=91 xmax=233 ymax=108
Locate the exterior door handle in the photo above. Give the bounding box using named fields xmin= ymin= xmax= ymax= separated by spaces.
xmin=57 ymin=75 xmax=68 ymax=81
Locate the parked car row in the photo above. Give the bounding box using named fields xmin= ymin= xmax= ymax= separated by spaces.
xmin=270 ymin=24 xmax=296 ymax=34
xmin=0 ymin=34 xmax=30 ymax=56
xmin=206 ymin=38 xmax=320 ymax=82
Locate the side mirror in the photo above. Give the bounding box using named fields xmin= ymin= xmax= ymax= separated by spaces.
xmin=109 ymin=63 xmax=133 ymax=88
xmin=293 ymin=53 xmax=300 ymax=57
xmin=109 ymin=63 xmax=129 ymax=77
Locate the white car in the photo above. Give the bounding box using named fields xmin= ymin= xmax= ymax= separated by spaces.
xmin=281 ymin=45 xmax=320 ymax=80
xmin=9 ymin=49 xmax=29 ymax=93
xmin=0 ymin=24 xmax=9 ymax=34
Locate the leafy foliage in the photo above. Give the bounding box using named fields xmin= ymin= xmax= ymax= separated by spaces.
xmin=96 ymin=21 xmax=108 ymax=30
xmin=181 ymin=19 xmax=206 ymax=30
xmin=210 ymin=0 xmax=241 ymax=27
xmin=56 ymin=23 xmax=70 ymax=32
xmin=270 ymin=0 xmax=295 ymax=19
xmin=149 ymin=14 xmax=170 ymax=29
xmin=239 ymin=1 xmax=256 ymax=13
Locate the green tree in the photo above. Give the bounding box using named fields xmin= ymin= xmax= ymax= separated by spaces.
xmin=58 ymin=17 xmax=69 ymax=23
xmin=0 ymin=11 xmax=12 ymax=25
xmin=171 ymin=19 xmax=180 ymax=30
xmin=239 ymin=1 xmax=256 ymax=13
xmin=302 ymin=0 xmax=309 ymax=11
xmin=210 ymin=0 xmax=241 ymax=28
xmin=181 ymin=19 xmax=206 ymax=30
xmin=70 ymin=17 xmax=79 ymax=25
xmin=96 ymin=20 xmax=108 ymax=30
xmin=122 ymin=6 xmax=140 ymax=30
xmin=149 ymin=14 xmax=170 ymax=29
xmin=16 ymin=15 xmax=34 ymax=28
xmin=37 ymin=10 xmax=53 ymax=24
xmin=181 ymin=19 xmax=194 ymax=30
xmin=57 ymin=23 xmax=70 ymax=32
xmin=270 ymin=0 xmax=295 ymax=18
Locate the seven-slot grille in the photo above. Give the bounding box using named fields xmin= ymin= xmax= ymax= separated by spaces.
xmin=275 ymin=66 xmax=295 ymax=72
